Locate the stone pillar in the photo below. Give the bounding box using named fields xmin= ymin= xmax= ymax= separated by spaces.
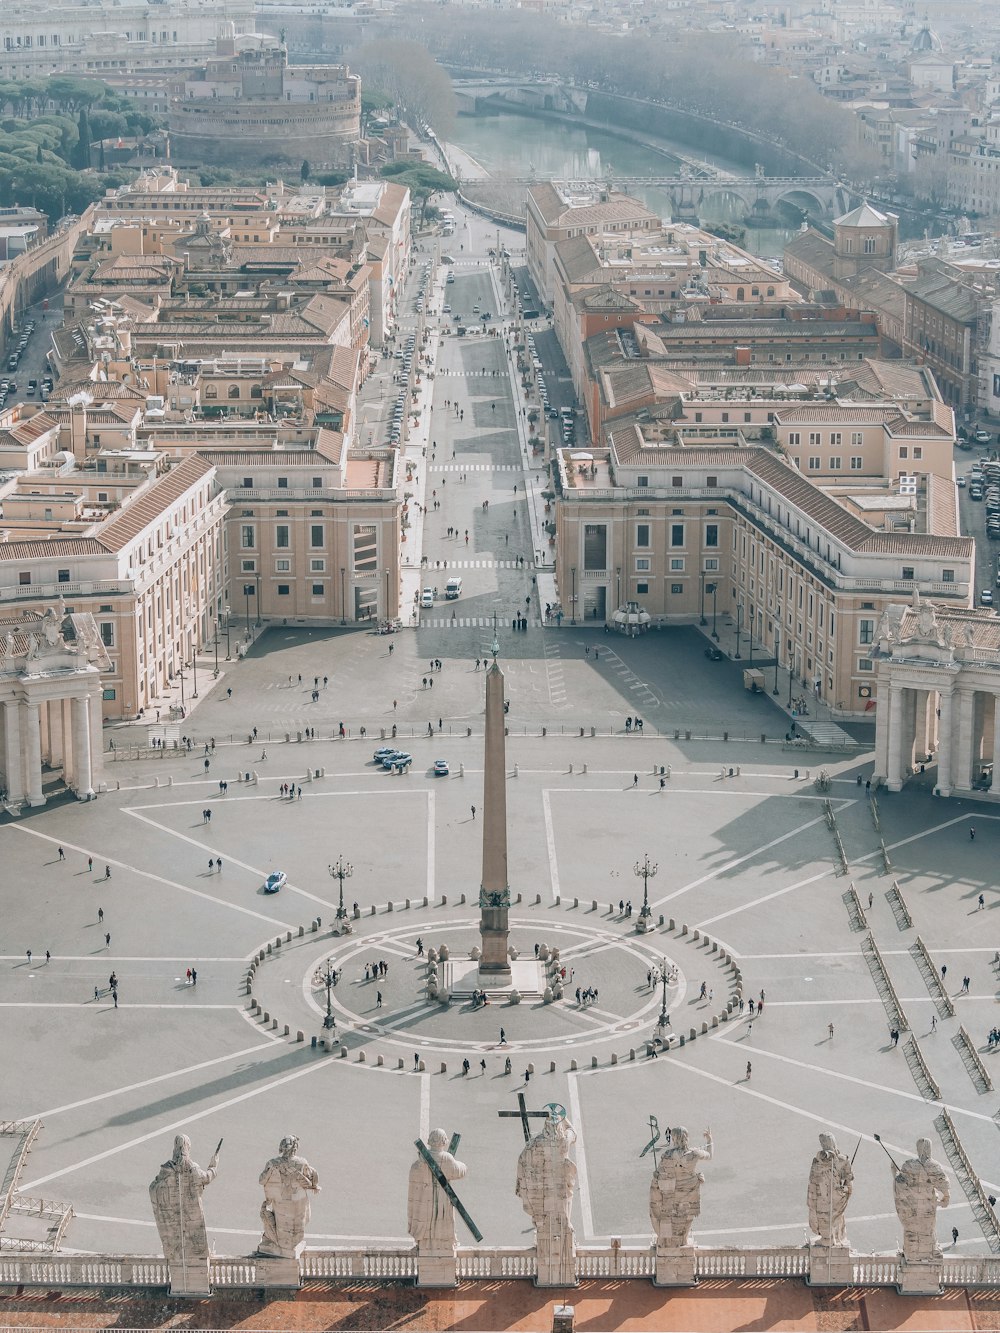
xmin=61 ymin=697 xmax=75 ymax=788
xmin=954 ymin=688 xmax=976 ymax=793
xmin=478 ymin=658 xmax=512 ymax=981
xmin=2 ymin=700 xmax=24 ymax=804
xmin=937 ymin=689 xmax=954 ymax=795
xmin=72 ymin=695 xmax=94 ymax=799
xmin=654 ymin=1246 xmax=697 ymax=1286
xmin=47 ymin=697 xmax=65 ymax=772
xmin=991 ymin=694 xmax=1000 ymax=790
xmin=807 ymin=1246 xmax=855 ymax=1287
xmin=886 ymin=685 xmax=905 ymax=791
xmin=89 ymin=687 xmax=103 ymax=790
xmin=23 ymin=702 xmax=45 ymax=807
xmin=912 ymin=689 xmax=929 ymax=764
xmin=39 ymin=698 xmax=50 ymax=765
xmin=897 ymin=1257 xmax=944 ymax=1296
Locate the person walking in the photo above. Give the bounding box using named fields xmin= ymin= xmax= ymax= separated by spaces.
xmin=633 ymin=773 xmax=638 ymax=788
xmin=470 ymin=804 xmax=476 ymax=820
xmin=868 ymin=892 xmax=874 ymax=909
xmin=376 ymin=990 xmax=383 ymax=1008
xmin=828 ymin=1022 xmax=834 ymax=1040
xmin=98 ymin=907 xmax=104 ymax=923
xmin=970 ymin=826 xmax=976 ymax=841
xmin=58 ymin=846 xmax=65 ymax=861
xmin=745 ymin=1061 xmax=752 ymax=1081
xmin=105 ymin=932 xmax=111 ymax=948
xmin=499 ymin=1027 xmax=506 ymax=1045
xmin=979 ymin=894 xmax=985 ymax=910
xmin=105 ymin=864 xmax=111 ymax=878
xmin=88 ymin=856 xmax=93 ymax=873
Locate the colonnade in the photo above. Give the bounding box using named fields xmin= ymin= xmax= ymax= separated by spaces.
xmin=0 ymin=688 xmax=102 ymax=806
xmin=875 ymin=679 xmax=1000 ymax=795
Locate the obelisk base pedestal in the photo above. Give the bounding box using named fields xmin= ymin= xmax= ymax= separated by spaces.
xmin=167 ymin=1259 xmax=211 ymax=1297
xmin=897 ymin=1256 xmax=943 ymax=1295
xmin=254 ymin=1255 xmax=302 ymax=1288
xmin=807 ymin=1245 xmax=854 ymax=1286
xmin=653 ymin=1245 xmax=697 ymax=1287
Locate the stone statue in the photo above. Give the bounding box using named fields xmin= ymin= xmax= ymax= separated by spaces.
xmin=41 ymin=606 xmax=61 ymax=647
xmin=515 ymin=1113 xmax=577 ymax=1286
xmin=650 ymin=1127 xmax=713 ymax=1249
xmin=893 ymin=1138 xmax=949 ymax=1262
xmin=807 ymin=1133 xmax=853 ymax=1248
xmin=407 ymin=1128 xmax=467 ymax=1258
xmin=257 ymin=1135 xmax=320 ymax=1259
xmin=149 ymin=1134 xmax=220 ymax=1265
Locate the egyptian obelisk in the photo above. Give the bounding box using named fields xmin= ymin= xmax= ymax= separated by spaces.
xmin=478 ymin=633 xmax=512 ymax=981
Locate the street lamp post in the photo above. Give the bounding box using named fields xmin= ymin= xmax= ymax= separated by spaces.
xmin=340 ymin=566 xmax=346 ymax=625
xmin=735 ymin=601 xmax=743 ymax=659
xmin=191 ymin=651 xmax=198 ymax=699
xmin=214 ymin=620 xmax=219 ymax=677
xmin=224 ymin=605 xmax=231 ymax=661
xmin=634 ymin=853 xmax=658 ymax=934
xmin=319 ymin=957 xmax=338 ymax=1034
xmin=178 ymin=668 xmax=185 ymax=712
xmin=657 ymin=956 xmax=671 ymax=1036
xmin=328 ymin=855 xmax=354 ymax=933
xmin=708 ymin=582 xmax=719 ymax=640
xmin=773 ymin=631 xmax=780 ymax=695
xmin=384 ymin=568 xmax=390 ymax=620
xmin=570 ymin=565 xmax=577 ymax=625
xmin=787 ymin=646 xmax=794 ymax=709
xmin=254 ymin=572 xmax=261 ymax=627
xmin=616 ymin=566 xmax=621 ymax=611
xmin=244 ymin=583 xmax=252 ymax=635
xmin=748 ymin=613 xmax=754 ymax=668
xmin=699 ymin=571 xmax=707 ymax=626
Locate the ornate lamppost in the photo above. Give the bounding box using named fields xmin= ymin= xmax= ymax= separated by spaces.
xmin=634 ymin=853 xmax=658 ymax=934
xmin=328 ymin=855 xmax=354 ymax=933
xmin=657 ymin=956 xmax=671 ymax=1035
xmin=319 ymin=957 xmax=338 ymax=1034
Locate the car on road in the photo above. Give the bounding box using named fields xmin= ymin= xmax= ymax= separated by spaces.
xmin=975 ymin=429 xmax=993 ymax=444
xmin=264 ymin=871 xmax=287 ymax=894
xmin=373 ymin=747 xmax=399 ymax=763
xmin=421 ymin=587 xmax=434 ymax=608
xmin=981 ymin=589 xmax=995 ymax=607
xmin=384 ymin=751 xmax=413 ymax=771
xmin=957 ymin=476 xmax=966 ymax=487
xmin=704 ymin=645 xmax=724 ymax=660
xmin=433 ymin=759 xmax=450 ymax=776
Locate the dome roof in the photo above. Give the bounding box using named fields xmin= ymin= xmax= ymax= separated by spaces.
xmin=911 ymin=24 xmax=942 ymax=53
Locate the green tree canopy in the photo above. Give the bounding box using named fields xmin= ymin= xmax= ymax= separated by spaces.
xmin=379 ymin=161 xmax=457 ymax=225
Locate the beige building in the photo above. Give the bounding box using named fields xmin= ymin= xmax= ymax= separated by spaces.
xmin=554 ymin=419 xmax=972 ymax=718
xmin=526 ymin=183 xmax=660 ymax=304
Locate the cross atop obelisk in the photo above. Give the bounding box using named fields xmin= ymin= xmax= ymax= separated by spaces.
xmin=478 ymin=616 xmax=512 ymax=981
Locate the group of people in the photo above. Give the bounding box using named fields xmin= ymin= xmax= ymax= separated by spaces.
xmin=624 ymin=716 xmax=644 ymax=732
xmin=364 ymin=959 xmax=390 ymax=982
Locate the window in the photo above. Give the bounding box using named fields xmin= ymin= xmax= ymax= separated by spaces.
xmin=706 ymin=476 xmax=717 ymax=488
xmin=857 ymin=658 xmax=873 ymax=671
xmin=829 ymin=456 xmax=842 ymax=470
xmin=241 ymin=559 xmax=256 ymax=572
xmin=671 ymin=524 xmax=684 ymax=547
xmin=311 ymin=524 xmax=324 ymax=548
xmin=808 ymin=457 xmax=821 ymax=470
xmin=913 ymin=447 xmax=922 ymax=460
xmin=670 ymin=558 xmax=685 ymax=571
xmin=583 ymin=524 xmax=607 ymax=571
xmin=102 ymin=688 xmax=116 ymax=701
xmin=859 ymin=619 xmax=875 ymax=644
xmin=704 ymin=524 xmax=719 ymax=548
xmin=228 ymin=385 xmax=240 ymax=400
xmin=635 ymin=557 xmax=651 ymax=572
xmin=310 ymin=559 xmax=325 ymax=572
xmin=637 ymin=583 xmax=650 ymax=594
xmin=277 ymin=477 xmax=288 ymax=490
xmin=851 ymin=432 xmax=863 ymax=447
xmin=864 ymin=236 xmax=877 ymax=254
xmin=241 ymin=525 xmax=255 ymax=548
xmin=242 ymin=477 xmax=253 ymax=489
xmin=830 ymin=432 xmax=842 ymax=446
xmin=637 ymin=508 xmax=650 ymax=516
xmin=670 ymin=583 xmax=683 ymax=595
xmin=861 ymin=602 xmax=875 ymax=610
xmin=277 ymin=585 xmax=290 ymax=596
xmin=637 ymin=475 xmax=649 ymax=488
xmin=57 ymin=568 xmax=70 ymax=583
xmin=204 ymin=384 xmax=218 ymax=400
xmin=788 ymin=432 xmax=800 ymax=445
xmin=850 ymin=456 xmax=863 ymax=470
xmin=704 ymin=558 xmax=719 ymax=572
xmin=275 ymin=525 xmax=290 ymax=549
xmin=902 ymin=567 xmax=914 ymax=581
xmin=312 ymin=584 xmax=324 ymax=596
xmin=100 ymin=623 xmax=114 ymax=647
xmin=721 ymin=412 xmax=729 ymax=423
xmin=899 ymin=446 xmax=908 ymax=459
xmin=18 ymin=571 xmax=30 ymax=585
xmin=694 ymin=412 xmax=703 ymax=422
xmin=636 ymin=523 xmax=650 ymax=548
xmin=672 ymin=476 xmax=682 ymax=488
xmin=276 ymin=559 xmax=290 ymax=572
xmin=809 ymin=432 xmax=821 ymax=446
xmin=942 ymin=568 xmax=954 ymax=583
xmin=312 ymin=477 xmax=323 ymax=489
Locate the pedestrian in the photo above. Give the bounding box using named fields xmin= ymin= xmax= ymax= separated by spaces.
xmin=105 ymin=864 xmax=111 ymax=879
xmin=26 ymin=949 xmax=31 ymax=964
xmin=105 ymin=932 xmax=111 ymax=947
xmin=186 ymin=967 xmax=192 ymax=984
xmin=462 ymin=1058 xmax=470 ymax=1076
xmin=979 ymin=894 xmax=985 ymax=910
xmin=746 ymin=1061 xmax=752 ymax=1081
xmin=377 ymin=990 xmax=383 ymax=1008
xmin=88 ymin=856 xmax=93 ymax=873
xmin=828 ymin=1022 xmax=834 ymax=1040
xmin=480 ymin=1059 xmax=486 ymax=1074
xmin=970 ymin=826 xmax=976 ymax=841
xmin=45 ymin=950 xmax=50 ymax=963
xmin=891 ymin=1028 xmax=899 ymax=1046
xmin=94 ymin=986 xmax=100 ymax=1001
xmin=633 ymin=773 xmax=638 ymax=787
xmin=58 ymin=846 xmax=65 ymax=861
xmin=868 ymin=892 xmax=874 ymax=909
xmin=112 ymin=986 xmax=118 ymax=1008
xmin=191 ymin=968 xmax=197 ymax=985
xmin=931 ymin=1014 xmax=937 ymax=1032
xmin=941 ymin=964 xmax=947 ymax=980
xmin=499 ymin=1027 xmax=506 ymax=1044
xmin=962 ymin=975 xmax=970 ymax=994
xmin=504 ymin=1056 xmax=512 ymax=1075
xmin=471 ymin=804 xmax=476 ymax=819
xmin=414 ymin=1052 xmax=420 ymax=1070
xmin=524 ymin=1067 xmax=531 ymax=1083
xmin=217 ymin=858 xmax=223 ymax=873
xmin=98 ymin=907 xmax=104 ymax=923
xmin=952 ymin=1226 xmax=959 ymax=1246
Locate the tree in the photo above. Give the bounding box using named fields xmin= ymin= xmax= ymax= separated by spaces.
xmin=300 ymin=158 xmax=311 ymax=182
xmin=75 ymin=108 xmax=92 ymax=170
xmin=379 ymin=161 xmax=457 ymax=225
xmin=350 ymin=39 xmax=457 ymax=138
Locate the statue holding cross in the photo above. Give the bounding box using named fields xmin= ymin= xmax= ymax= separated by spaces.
xmin=407 ymin=1129 xmax=477 ymax=1288
xmin=514 ymin=1106 xmax=578 ymax=1287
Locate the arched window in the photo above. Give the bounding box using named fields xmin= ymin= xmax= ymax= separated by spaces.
xmin=228 ymin=384 xmax=240 ymax=399
xmin=736 ymin=287 xmax=745 ymax=301
xmin=250 ymin=384 xmax=263 ymax=399
xmin=204 ymin=384 xmax=218 ymax=399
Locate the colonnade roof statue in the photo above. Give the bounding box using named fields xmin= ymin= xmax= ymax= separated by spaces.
xmin=0 ymin=602 xmax=112 ymax=676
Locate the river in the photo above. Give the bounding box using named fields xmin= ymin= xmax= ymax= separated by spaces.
xmin=447 ymin=109 xmax=797 ymax=259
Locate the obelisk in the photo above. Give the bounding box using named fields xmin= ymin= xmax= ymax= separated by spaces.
xmin=478 ymin=633 xmax=512 ymax=981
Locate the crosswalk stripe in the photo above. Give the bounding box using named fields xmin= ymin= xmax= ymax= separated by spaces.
xmin=418 ymin=617 xmax=542 ymax=628
xmin=419 ymin=559 xmax=535 ymax=570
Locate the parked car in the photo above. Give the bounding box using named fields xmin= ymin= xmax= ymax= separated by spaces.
xmin=373 ymin=747 xmax=399 ymax=763
xmin=980 ymin=589 xmax=994 ymax=606
xmin=433 ymin=759 xmax=450 ymax=776
xmin=704 ymin=645 xmax=724 ymax=661
xmin=421 ymin=587 xmax=434 ymax=608
xmin=264 ymin=871 xmax=287 ymax=894
xmin=385 ymin=752 xmax=413 ymax=771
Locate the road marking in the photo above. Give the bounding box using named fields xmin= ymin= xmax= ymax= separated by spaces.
xmin=23 ymin=1041 xmax=278 ymax=1121
xmin=542 ymin=789 xmax=560 ymax=903
xmin=567 ymin=1073 xmax=595 ymax=1239
xmin=20 ymin=1053 xmax=333 ymax=1191
xmin=697 ymin=868 xmax=831 ymax=927
xmin=9 ymin=824 xmax=294 ymax=931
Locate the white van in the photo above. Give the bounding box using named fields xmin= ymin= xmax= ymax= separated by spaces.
xmin=445 ymin=577 xmax=462 ymax=600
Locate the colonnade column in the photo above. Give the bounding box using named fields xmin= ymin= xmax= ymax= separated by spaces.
xmin=47 ymin=697 xmax=65 ymax=771
xmin=886 ymin=685 xmax=905 ymax=790
xmin=913 ymin=689 xmax=930 ymax=763
xmin=61 ymin=697 xmax=75 ymax=787
xmin=3 ymin=700 xmax=23 ymax=804
xmin=937 ymin=689 xmax=954 ymax=795
xmin=71 ymin=695 xmax=94 ymax=799
xmin=991 ymin=693 xmax=1000 ymax=793
xmin=955 ymin=688 xmax=976 ymax=792
xmin=23 ymin=702 xmax=44 ymax=807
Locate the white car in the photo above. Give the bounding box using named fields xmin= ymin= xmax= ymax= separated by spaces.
xmin=421 ymin=587 xmax=434 ymax=608
xmin=264 ymin=871 xmax=287 ymax=894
